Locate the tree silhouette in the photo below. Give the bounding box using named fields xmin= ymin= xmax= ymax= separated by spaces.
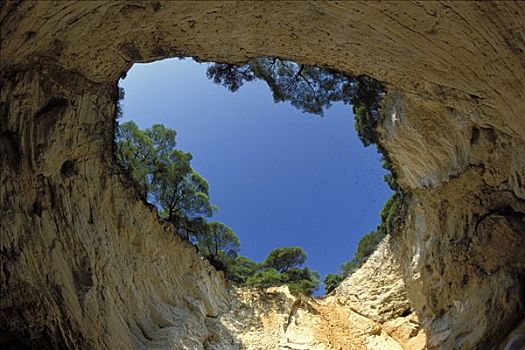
xmin=206 ymin=57 xmax=383 ymax=145
xmin=116 ymin=121 xmax=214 ymax=240
xmin=264 ymin=246 xmax=307 ymax=273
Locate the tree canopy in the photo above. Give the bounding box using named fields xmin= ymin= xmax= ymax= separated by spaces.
xmin=206 ymin=57 xmax=396 ymax=211
xmin=226 ymin=256 xmax=261 ymax=284
xmin=324 ymin=273 xmax=345 ymax=294
xmin=281 ymin=267 xmax=320 ymax=295
xmin=206 ymin=57 xmax=406 ymax=296
xmin=116 ymin=121 xmax=319 ymax=295
xmin=117 ymin=56 xmax=397 ymax=297
xmin=197 ymin=221 xmax=240 ymax=261
xmin=206 ymin=57 xmax=383 ymax=146
xmin=242 ymin=247 xmax=319 ymax=295
xmin=263 ymin=246 xmax=307 ymax=273
xmin=116 ymin=121 xmax=215 ymax=242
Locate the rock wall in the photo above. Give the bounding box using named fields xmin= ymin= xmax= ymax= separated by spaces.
xmin=210 ymin=237 xmax=425 ymax=350
xmin=213 ymin=283 xmax=422 ymax=350
xmin=381 ymin=90 xmax=525 ymax=349
xmin=0 ymin=65 xmax=230 ymax=348
xmin=1 ymin=2 xmax=524 ymax=349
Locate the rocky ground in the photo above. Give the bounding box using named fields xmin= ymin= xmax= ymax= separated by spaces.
xmin=209 ymin=237 xmax=426 ymax=350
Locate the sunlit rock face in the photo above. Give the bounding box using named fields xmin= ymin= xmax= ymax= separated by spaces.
xmin=211 ymin=281 xmax=425 ymax=350
xmin=1 ymin=2 xmax=524 ymax=349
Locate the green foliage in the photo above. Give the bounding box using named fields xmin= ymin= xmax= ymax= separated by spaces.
xmin=379 ymin=193 xmax=403 ymax=235
xmin=246 ymin=268 xmax=283 ymax=288
xmin=235 ymin=247 xmax=319 ymax=295
xmin=204 ymin=250 xmax=236 ymax=276
xmin=354 ymin=230 xmax=385 ymax=266
xmin=206 ymin=57 xmax=382 ymax=122
xmin=206 ymin=57 xmax=397 ymax=197
xmin=206 ymin=58 xmax=393 ymax=188
xmin=197 ymin=221 xmax=240 ymax=260
xmin=116 ymin=121 xmax=242 ymax=280
xmin=378 ymin=147 xmax=400 ymax=191
xmin=116 ymin=121 xmax=215 ymax=242
xmin=226 ymin=256 xmax=260 ymax=283
xmin=116 ymin=87 xmax=125 ymax=119
xmin=340 ymin=260 xmax=358 ymax=276
xmin=351 ymin=76 xmax=382 ymax=147
xmin=245 ymin=266 xmax=320 ymax=295
xmin=119 ymin=58 xmax=398 ymax=298
xmin=206 ymin=63 xmax=256 ymax=92
xmin=206 ymin=57 xmax=406 ymax=296
xmin=116 ymin=121 xmax=154 ymax=197
xmin=115 ymin=121 xmax=241 ymax=273
xmin=280 ymin=267 xmax=319 ymax=294
xmin=116 ymin=121 xmax=319 ymax=295
xmin=324 ymin=273 xmax=345 ymax=294
xmin=263 ymin=246 xmax=306 ymax=273
xmin=353 ymin=105 xmax=376 ymax=147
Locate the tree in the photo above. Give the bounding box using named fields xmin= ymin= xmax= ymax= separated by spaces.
xmin=116 ymin=121 xmax=322 ymax=294
xmin=351 ymin=76 xmax=382 ymax=146
xmin=226 ymin=256 xmax=260 ymax=283
xmin=198 ymin=221 xmax=240 ymax=261
xmin=116 ymin=121 xmax=155 ymax=197
xmin=245 ymin=266 xmax=319 ymax=296
xmin=379 ymin=193 xmax=404 ymax=235
xmin=146 ymin=124 xmax=214 ymax=228
xmin=263 ymin=247 xmax=307 ymax=273
xmin=282 ymin=267 xmax=320 ymax=295
xmin=206 ymin=63 xmax=256 ymax=92
xmin=207 ymin=57 xmax=383 ymax=144
xmin=324 ymin=273 xmax=345 ymax=294
xmin=116 ymin=86 xmax=125 ymax=119
xmin=229 ymin=247 xmax=319 ymax=295
xmin=208 ymin=58 xmax=368 ymax=116
xmin=114 ymin=121 xmax=322 ymax=292
xmin=340 ymin=260 xmax=358 ymax=276
xmin=116 ymin=121 xmax=214 ymax=241
xmin=207 ymin=57 xmax=407 ymax=296
xmin=246 ymin=268 xmax=283 ymax=288
xmin=353 ymin=230 xmax=385 ymax=266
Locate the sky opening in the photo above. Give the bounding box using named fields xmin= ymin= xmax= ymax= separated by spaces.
xmin=118 ymin=58 xmax=392 ymax=294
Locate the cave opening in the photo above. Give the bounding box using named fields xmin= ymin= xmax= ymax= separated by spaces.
xmin=3 ymin=3 xmax=524 ymax=348
xmin=115 ymin=57 xmax=398 ymax=295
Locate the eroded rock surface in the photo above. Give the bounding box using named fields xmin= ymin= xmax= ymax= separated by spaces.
xmin=211 ymin=238 xmax=425 ymax=350
xmin=1 ymin=2 xmax=524 ymax=349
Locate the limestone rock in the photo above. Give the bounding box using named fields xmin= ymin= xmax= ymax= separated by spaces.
xmin=213 ymin=285 xmax=420 ymax=350
xmin=335 ymin=236 xmax=413 ymax=323
xmin=1 ymin=2 xmax=524 ymax=349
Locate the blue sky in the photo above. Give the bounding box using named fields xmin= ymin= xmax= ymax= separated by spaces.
xmin=119 ymin=58 xmax=392 ymax=294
